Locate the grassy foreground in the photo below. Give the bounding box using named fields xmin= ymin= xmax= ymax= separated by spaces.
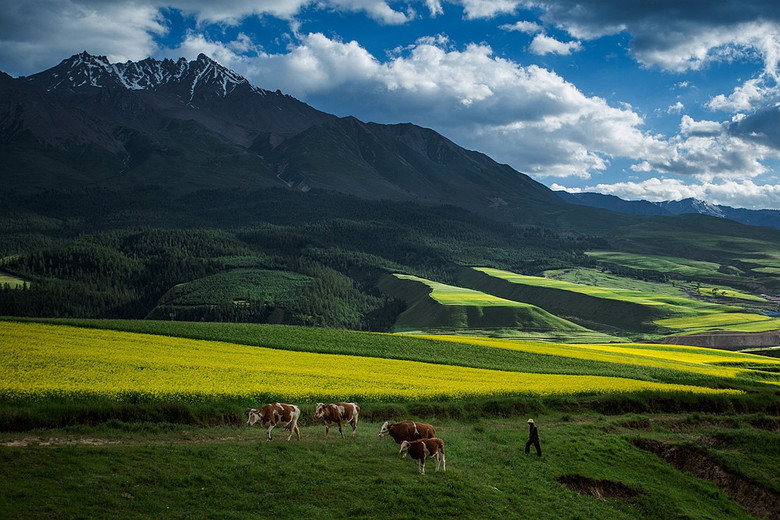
xmin=2 ymin=413 xmax=778 ymax=520
xmin=1 ymin=318 xmax=779 ymax=518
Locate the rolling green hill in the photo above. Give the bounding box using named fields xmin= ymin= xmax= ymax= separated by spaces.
xmin=458 ymin=267 xmax=670 ymax=333
xmin=378 ymin=273 xmax=588 ymax=333
xmin=458 ymin=266 xmax=780 ymax=337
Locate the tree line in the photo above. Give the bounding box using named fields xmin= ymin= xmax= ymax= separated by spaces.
xmin=0 ymin=188 xmax=599 ymax=330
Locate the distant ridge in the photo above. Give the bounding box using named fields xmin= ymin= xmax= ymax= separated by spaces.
xmin=0 ymin=51 xmax=566 ymax=221
xmin=556 ymin=191 xmax=780 ymax=230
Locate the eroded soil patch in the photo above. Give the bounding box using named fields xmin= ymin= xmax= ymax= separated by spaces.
xmin=557 ymin=475 xmax=639 ymax=501
xmin=632 ymin=438 xmax=780 ymax=520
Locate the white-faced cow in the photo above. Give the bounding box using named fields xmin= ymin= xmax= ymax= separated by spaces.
xmin=246 ymin=403 xmax=301 ymax=441
xmin=313 ymin=402 xmax=360 ymax=439
xmin=399 ymin=438 xmax=446 ymax=474
xmin=378 ymin=420 xmax=436 ymax=444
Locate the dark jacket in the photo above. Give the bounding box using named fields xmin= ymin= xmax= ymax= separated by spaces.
xmin=528 ymin=423 xmax=539 ymax=443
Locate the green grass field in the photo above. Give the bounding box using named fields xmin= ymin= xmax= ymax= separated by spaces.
xmin=2 ymin=414 xmax=778 ymax=520
xmin=585 ymin=251 xmax=728 ymax=279
xmin=379 ymin=273 xmax=588 ymax=333
xmin=697 ymin=286 xmax=767 ymax=302
xmin=1 ymin=319 xmax=779 ymax=519
xmin=0 ymin=271 xmax=26 ymax=289
xmin=464 ymin=267 xmax=780 ymax=336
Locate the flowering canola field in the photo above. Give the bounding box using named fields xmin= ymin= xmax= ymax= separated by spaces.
xmin=0 ymin=321 xmax=745 ymax=402
xmin=418 ymin=334 xmax=780 ymax=383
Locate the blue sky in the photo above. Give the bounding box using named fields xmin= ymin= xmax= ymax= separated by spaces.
xmin=2 ymin=0 xmax=780 ymax=209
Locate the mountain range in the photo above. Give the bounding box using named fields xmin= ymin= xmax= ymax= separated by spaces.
xmin=5 ymin=51 xmax=778 ymax=229
xmin=0 ymin=51 xmax=562 ymax=223
xmin=556 ymin=191 xmax=780 ymax=230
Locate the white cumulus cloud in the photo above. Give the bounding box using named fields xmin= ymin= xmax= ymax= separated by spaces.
xmin=528 ymin=34 xmax=582 ymax=56
xmin=499 ymin=20 xmax=543 ymax=34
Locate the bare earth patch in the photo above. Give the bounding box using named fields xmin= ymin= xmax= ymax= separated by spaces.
xmin=632 ymin=438 xmax=780 ymax=520
xmin=1 ymin=437 xmax=121 ymax=447
xmin=557 ymin=475 xmax=639 ymax=500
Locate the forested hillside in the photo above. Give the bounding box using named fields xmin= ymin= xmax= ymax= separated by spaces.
xmin=0 ymin=187 xmax=592 ymax=329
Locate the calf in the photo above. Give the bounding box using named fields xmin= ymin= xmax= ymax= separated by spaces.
xmin=313 ymin=402 xmax=360 ymax=439
xmin=378 ymin=420 xmax=435 ymax=444
xmin=399 ymin=438 xmax=446 ymax=474
xmin=246 ymin=403 xmax=301 ymax=441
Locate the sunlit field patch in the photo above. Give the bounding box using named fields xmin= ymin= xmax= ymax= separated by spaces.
xmin=393 ymin=273 xmax=531 ymax=307
xmin=0 ymin=271 xmax=27 ymax=289
xmin=585 ymin=251 xmax=725 ymax=278
xmin=475 ymin=267 xmax=704 ymax=309
xmin=474 ymin=267 xmax=780 ymax=334
xmin=0 ymin=322 xmax=743 ymax=402
xmin=416 ymin=334 xmax=780 ymax=382
xmin=697 ymin=287 xmax=766 ymax=302
xmin=655 ymin=312 xmax=780 ymax=333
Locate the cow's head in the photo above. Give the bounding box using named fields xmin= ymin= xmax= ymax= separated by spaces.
xmin=399 ymin=440 xmax=410 ymax=457
xmin=313 ymin=402 xmax=326 ymax=419
xmin=246 ymin=408 xmax=262 ymax=426
xmin=378 ymin=421 xmax=391 ymax=438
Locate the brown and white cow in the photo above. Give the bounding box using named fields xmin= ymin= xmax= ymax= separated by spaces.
xmin=313 ymin=402 xmax=360 ymax=439
xmin=246 ymin=403 xmax=301 ymax=441
xmin=399 ymin=438 xmax=446 ymax=474
xmin=378 ymin=420 xmax=436 ymax=444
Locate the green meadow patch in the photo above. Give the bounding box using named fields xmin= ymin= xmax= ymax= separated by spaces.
xmin=655 ymin=313 xmax=780 ymax=334
xmin=0 ymin=271 xmax=27 ymax=289
xmin=379 ymin=273 xmax=587 ymax=332
xmin=461 ymin=267 xmax=780 ymax=336
xmin=2 ymin=414 xmax=778 ymax=520
xmin=394 ymin=273 xmax=534 ymax=307
xmin=698 ymin=286 xmax=766 ymax=302
xmin=585 ymin=251 xmax=727 ymax=278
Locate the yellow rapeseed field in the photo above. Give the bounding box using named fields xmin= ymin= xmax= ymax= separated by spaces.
xmin=418 ymin=334 xmax=780 ymax=381
xmin=0 ymin=322 xmax=742 ymax=402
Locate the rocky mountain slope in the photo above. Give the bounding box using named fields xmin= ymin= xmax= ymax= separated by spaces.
xmin=0 ymin=52 xmax=565 ymax=221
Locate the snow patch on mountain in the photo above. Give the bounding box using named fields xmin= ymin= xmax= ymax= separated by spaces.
xmin=29 ymin=51 xmax=265 ymax=103
xmin=656 ymin=198 xmax=727 ymax=218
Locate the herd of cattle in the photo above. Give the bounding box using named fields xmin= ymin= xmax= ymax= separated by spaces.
xmin=245 ymin=402 xmax=446 ymax=474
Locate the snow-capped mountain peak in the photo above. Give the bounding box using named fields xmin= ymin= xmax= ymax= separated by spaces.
xmin=27 ymin=51 xmax=264 ymax=103
xmin=656 ymin=198 xmax=727 ymax=218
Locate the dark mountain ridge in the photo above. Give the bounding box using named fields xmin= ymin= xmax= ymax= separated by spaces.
xmin=1 ymin=51 xmax=565 ymax=221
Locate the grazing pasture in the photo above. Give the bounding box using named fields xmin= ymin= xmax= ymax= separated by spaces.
xmin=1 ymin=414 xmax=778 ymax=520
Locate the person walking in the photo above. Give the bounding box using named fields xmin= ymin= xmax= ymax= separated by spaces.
xmin=525 ymin=418 xmax=541 ymax=456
